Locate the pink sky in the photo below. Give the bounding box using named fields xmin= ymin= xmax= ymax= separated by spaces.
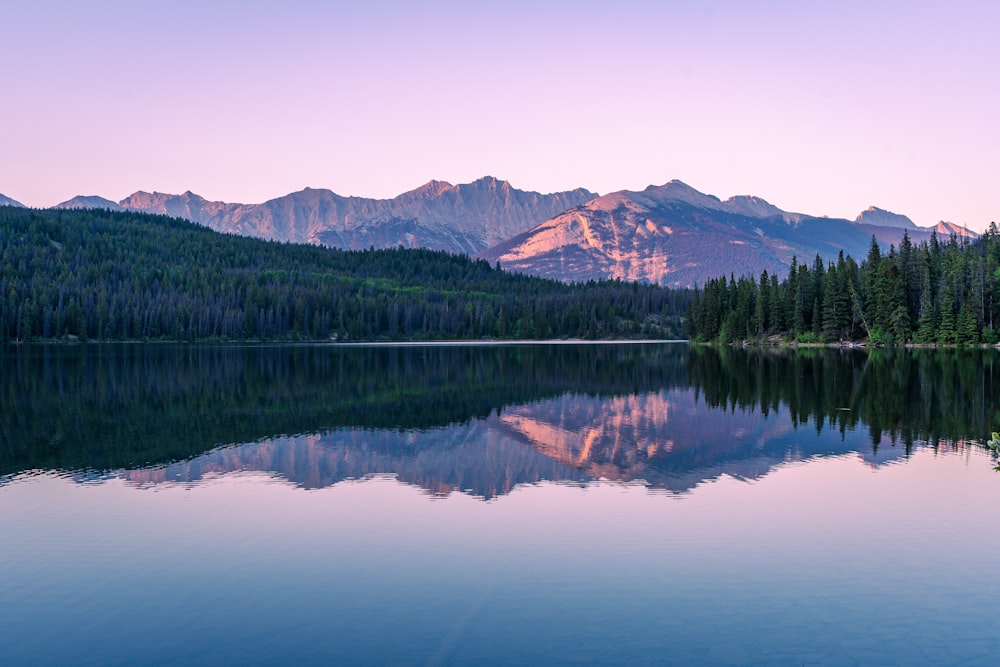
xmin=3 ymin=1 xmax=998 ymax=231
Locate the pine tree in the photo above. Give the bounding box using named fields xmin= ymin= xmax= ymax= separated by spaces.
xmin=890 ymin=304 xmax=911 ymax=343
xmin=915 ymin=267 xmax=938 ymax=343
xmin=938 ymin=288 xmax=956 ymax=344
xmin=862 ymin=236 xmax=882 ymax=327
xmin=957 ymin=298 xmax=979 ymax=345
xmin=769 ymin=273 xmax=783 ymax=332
xmin=756 ymin=270 xmax=770 ymax=335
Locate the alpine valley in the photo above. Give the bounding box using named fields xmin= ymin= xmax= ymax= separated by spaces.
xmin=6 ymin=177 xmax=978 ymax=288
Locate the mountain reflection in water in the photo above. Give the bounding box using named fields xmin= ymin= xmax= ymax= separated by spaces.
xmin=3 ymin=343 xmax=997 ymax=497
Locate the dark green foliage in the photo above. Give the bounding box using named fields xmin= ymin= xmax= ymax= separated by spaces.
xmin=0 ymin=343 xmax=689 ymax=475
xmin=0 ymin=207 xmax=689 ymax=342
xmin=6 ymin=343 xmax=997 ymax=480
xmin=687 ymin=346 xmax=1000 ymax=448
xmin=687 ymin=228 xmax=1000 ymax=345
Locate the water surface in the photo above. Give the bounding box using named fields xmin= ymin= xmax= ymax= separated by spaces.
xmin=2 ymin=344 xmax=999 ymax=665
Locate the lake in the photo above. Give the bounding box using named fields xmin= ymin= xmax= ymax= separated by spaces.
xmin=2 ymin=343 xmax=999 ymax=665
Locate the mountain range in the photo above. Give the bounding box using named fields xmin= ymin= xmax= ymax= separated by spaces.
xmin=112 ymin=177 xmax=597 ymax=256
xmin=481 ymin=181 xmax=978 ymax=287
xmin=1 ymin=178 xmax=979 ymax=287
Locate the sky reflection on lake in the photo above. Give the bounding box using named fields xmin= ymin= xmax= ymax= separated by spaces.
xmin=2 ymin=343 xmax=999 ymax=665
xmin=2 ymin=445 xmax=998 ymax=666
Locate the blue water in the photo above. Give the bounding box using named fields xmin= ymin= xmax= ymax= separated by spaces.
xmin=2 ymin=344 xmax=999 ymax=665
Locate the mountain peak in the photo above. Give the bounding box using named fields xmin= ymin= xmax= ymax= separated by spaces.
xmin=408 ymin=179 xmax=455 ymax=198
xmin=0 ymin=193 xmax=25 ymax=208
xmin=722 ymin=195 xmax=785 ymax=220
xmin=472 ymin=175 xmax=511 ymax=190
xmin=642 ymin=180 xmax=725 ymax=210
xmin=287 ymin=186 xmax=338 ymax=198
xmin=646 ymin=179 xmax=698 ymax=193
xmin=935 ymin=221 xmax=979 ymax=239
xmin=119 ymin=191 xmax=161 ymax=208
xmin=854 ymin=206 xmax=917 ymax=230
xmin=52 ymin=195 xmax=123 ymax=211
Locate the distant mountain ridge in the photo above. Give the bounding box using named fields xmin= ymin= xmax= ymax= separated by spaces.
xmin=933 ymin=220 xmax=978 ymax=238
xmin=53 ymin=195 xmax=123 ymax=211
xmin=116 ymin=177 xmax=596 ymax=255
xmin=855 ymin=206 xmax=917 ymax=229
xmin=480 ymin=180 xmax=978 ymax=287
xmin=0 ymin=193 xmax=24 ymax=207
xmin=4 ymin=178 xmax=983 ymax=286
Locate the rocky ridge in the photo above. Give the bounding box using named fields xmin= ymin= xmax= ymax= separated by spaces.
xmin=855 ymin=206 xmax=917 ymax=229
xmin=117 ymin=177 xmax=596 ymax=255
xmin=479 ymin=180 xmax=978 ymax=287
xmin=4 ymin=178 xmax=983 ymax=286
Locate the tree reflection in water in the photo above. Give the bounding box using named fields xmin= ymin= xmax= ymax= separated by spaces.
xmin=3 ymin=343 xmax=997 ymax=495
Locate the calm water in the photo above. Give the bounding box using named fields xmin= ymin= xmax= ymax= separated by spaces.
xmin=2 ymin=343 xmax=999 ymax=666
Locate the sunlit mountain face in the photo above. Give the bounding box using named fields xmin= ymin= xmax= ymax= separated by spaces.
xmin=480 ymin=180 xmax=976 ymax=288
xmin=4 ymin=344 xmax=996 ymax=499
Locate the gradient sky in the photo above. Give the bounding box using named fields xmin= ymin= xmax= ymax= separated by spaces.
xmin=3 ymin=1 xmax=998 ymax=231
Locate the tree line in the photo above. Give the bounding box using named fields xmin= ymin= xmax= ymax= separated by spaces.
xmin=687 ymin=226 xmax=1000 ymax=345
xmin=0 ymin=207 xmax=689 ymax=342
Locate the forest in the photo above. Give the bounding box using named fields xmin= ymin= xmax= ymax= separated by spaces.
xmin=0 ymin=207 xmax=689 ymax=342
xmin=6 ymin=205 xmax=998 ymax=346
xmin=686 ymin=226 xmax=1000 ymax=345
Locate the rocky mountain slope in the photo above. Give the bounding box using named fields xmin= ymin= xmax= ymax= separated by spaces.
xmin=480 ymin=181 xmax=976 ymax=287
xmin=0 ymin=193 xmax=24 ymax=207
xmin=117 ymin=177 xmax=595 ymax=255
xmin=933 ymin=220 xmax=978 ymax=238
xmin=855 ymin=206 xmax=917 ymax=229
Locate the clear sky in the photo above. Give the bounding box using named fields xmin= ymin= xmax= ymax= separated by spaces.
xmin=3 ymin=1 xmax=998 ymax=231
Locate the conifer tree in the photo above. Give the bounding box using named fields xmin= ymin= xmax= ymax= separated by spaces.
xmin=938 ymin=288 xmax=956 ymax=345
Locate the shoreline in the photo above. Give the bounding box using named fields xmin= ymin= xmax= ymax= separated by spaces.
xmin=3 ymin=338 xmax=690 ymax=348
xmin=693 ymin=340 xmax=1000 ymax=350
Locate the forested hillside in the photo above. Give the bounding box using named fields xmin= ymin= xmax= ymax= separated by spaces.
xmin=0 ymin=207 xmax=688 ymax=342
xmin=687 ymin=227 xmax=1000 ymax=345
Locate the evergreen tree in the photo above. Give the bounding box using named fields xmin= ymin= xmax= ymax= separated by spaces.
xmin=938 ymin=287 xmax=957 ymax=345
xmin=769 ymin=273 xmax=783 ymax=332
xmin=957 ymin=297 xmax=979 ymax=345
xmin=862 ymin=235 xmax=882 ymax=327
xmin=755 ymin=270 xmax=770 ymax=336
